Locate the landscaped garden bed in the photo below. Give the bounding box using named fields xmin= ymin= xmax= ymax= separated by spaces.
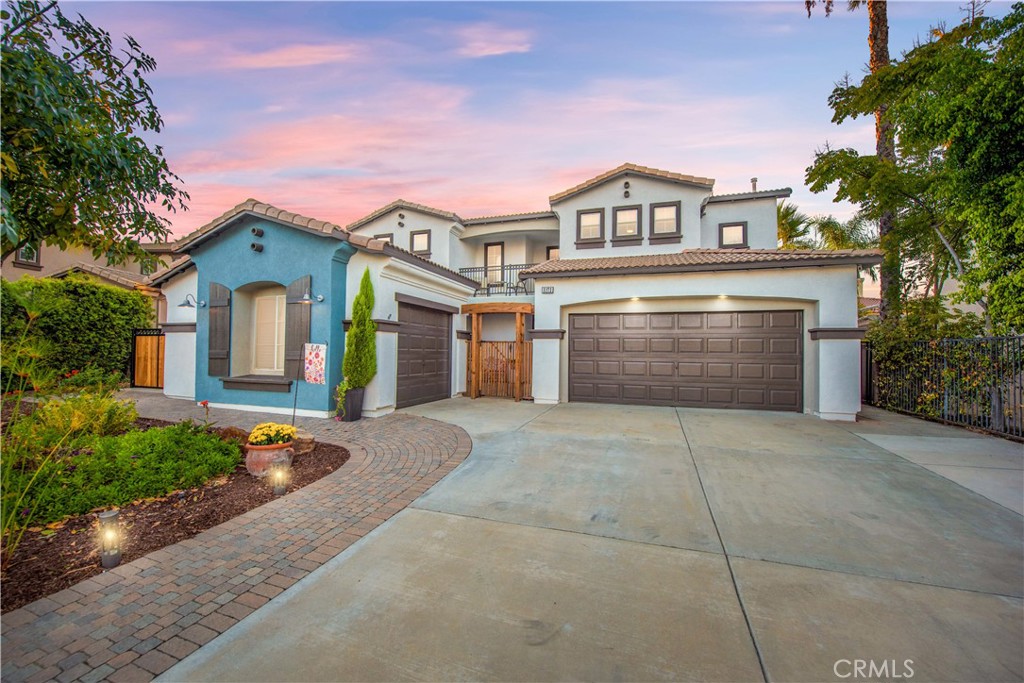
xmin=1 ymin=415 xmax=348 ymax=614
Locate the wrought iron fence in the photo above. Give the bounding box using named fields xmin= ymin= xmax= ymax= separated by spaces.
xmin=864 ymin=335 xmax=1024 ymax=439
xmin=458 ymin=264 xmax=536 ymax=295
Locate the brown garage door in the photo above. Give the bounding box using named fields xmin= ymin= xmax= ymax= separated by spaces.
xmin=397 ymin=302 xmax=451 ymax=408
xmin=569 ymin=311 xmax=802 ymax=411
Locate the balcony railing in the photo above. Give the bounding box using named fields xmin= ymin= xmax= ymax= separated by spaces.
xmin=459 ymin=264 xmax=536 ymax=296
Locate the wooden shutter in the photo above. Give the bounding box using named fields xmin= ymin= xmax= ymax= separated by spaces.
xmin=284 ymin=275 xmax=312 ymax=379
xmin=208 ymin=282 xmax=231 ymax=377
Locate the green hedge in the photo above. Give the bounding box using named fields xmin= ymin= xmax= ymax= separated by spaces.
xmin=1 ymin=274 xmax=153 ymax=380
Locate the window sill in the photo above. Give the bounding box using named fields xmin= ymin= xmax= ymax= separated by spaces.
xmin=12 ymin=260 xmax=42 ymax=271
xmin=719 ymin=243 xmax=749 ymax=249
xmin=649 ymin=234 xmax=682 ymax=245
xmin=574 ymin=240 xmax=605 ymax=249
xmin=221 ymin=375 xmax=293 ymax=393
xmin=611 ymin=237 xmax=642 ymax=247
xmin=412 ymin=251 xmax=432 ymax=259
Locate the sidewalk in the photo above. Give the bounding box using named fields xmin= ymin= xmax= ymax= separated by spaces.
xmin=1 ymin=393 xmax=472 ymax=683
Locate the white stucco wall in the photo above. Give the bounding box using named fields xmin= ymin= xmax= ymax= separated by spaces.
xmin=530 ymin=265 xmax=862 ymax=420
xmin=349 ymin=209 xmax=461 ymax=269
xmin=347 ymin=252 xmax=473 ymax=417
xmin=701 ymin=197 xmax=779 ymax=249
xmin=161 ymin=268 xmax=197 ymax=400
xmin=552 ymin=176 xmax=711 ymax=258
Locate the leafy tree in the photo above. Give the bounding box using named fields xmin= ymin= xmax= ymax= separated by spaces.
xmin=809 ymin=213 xmax=877 ymax=250
xmin=808 ymin=4 xmax=1023 ymax=331
xmin=777 ymin=201 xmax=815 ymax=249
xmin=342 ymin=268 xmax=377 ymax=389
xmin=806 ymin=0 xmax=900 ymax=319
xmin=1 ymin=0 xmax=187 ymax=265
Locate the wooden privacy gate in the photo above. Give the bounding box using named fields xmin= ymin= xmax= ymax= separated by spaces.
xmin=463 ymin=302 xmax=533 ymax=401
xmin=131 ymin=328 xmax=165 ymax=389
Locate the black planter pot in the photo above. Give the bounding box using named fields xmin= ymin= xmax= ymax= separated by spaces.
xmin=342 ymin=387 xmax=365 ymax=422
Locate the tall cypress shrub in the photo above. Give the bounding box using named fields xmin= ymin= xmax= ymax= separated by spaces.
xmin=342 ymin=268 xmax=376 ymax=389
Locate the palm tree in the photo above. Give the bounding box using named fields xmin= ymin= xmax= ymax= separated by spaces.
xmin=806 ymin=0 xmax=897 ymax=320
xmin=777 ymin=201 xmax=815 ymax=250
xmin=809 ymin=214 xmax=878 ymax=251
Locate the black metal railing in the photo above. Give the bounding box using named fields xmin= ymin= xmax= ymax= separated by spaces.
xmin=459 ymin=264 xmax=537 ymax=296
xmin=865 ymin=335 xmax=1024 ymax=439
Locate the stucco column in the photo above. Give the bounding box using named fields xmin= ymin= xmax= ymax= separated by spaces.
xmin=531 ymin=339 xmax=560 ymax=404
xmin=816 ymin=339 xmax=861 ymax=421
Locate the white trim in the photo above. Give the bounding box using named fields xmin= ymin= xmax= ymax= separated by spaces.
xmin=206 ymin=402 xmax=332 ymax=419
xmin=816 ymin=411 xmax=858 ymax=422
xmin=363 ymin=405 xmax=395 ymax=418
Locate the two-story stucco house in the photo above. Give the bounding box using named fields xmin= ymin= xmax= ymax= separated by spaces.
xmin=150 ymin=163 xmax=880 ymax=421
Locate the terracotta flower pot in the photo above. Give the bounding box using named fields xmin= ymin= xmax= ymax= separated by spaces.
xmin=244 ymin=442 xmax=294 ymax=478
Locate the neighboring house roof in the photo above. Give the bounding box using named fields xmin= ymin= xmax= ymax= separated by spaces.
xmin=50 ymin=262 xmax=148 ymax=289
xmin=549 ymin=163 xmax=716 ymax=205
xmin=859 ymin=297 xmax=881 ymax=311
xmin=463 ymin=211 xmax=557 ymax=226
xmin=140 ymin=242 xmax=176 ymax=255
xmin=705 ymin=188 xmax=793 ymax=203
xmin=169 ymin=198 xmax=476 ymax=288
xmin=345 ymin=199 xmax=462 ymax=232
xmin=520 ymin=249 xmax=884 ymax=279
xmin=146 ymin=255 xmax=196 ymax=287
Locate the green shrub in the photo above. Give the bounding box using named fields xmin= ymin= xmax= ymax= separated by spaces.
xmin=342 ymin=268 xmax=377 ymax=389
xmin=7 ymin=392 xmax=138 ymax=455
xmin=55 ymin=366 xmax=126 ymax=395
xmin=1 ymin=274 xmax=152 ymax=380
xmin=9 ymin=423 xmax=241 ymax=524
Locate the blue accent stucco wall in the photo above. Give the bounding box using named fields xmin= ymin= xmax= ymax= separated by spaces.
xmin=190 ymin=217 xmax=354 ymax=412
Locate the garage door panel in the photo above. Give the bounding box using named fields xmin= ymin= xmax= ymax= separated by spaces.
xmin=568 ymin=310 xmax=802 ymax=412
xmin=396 ymin=303 xmax=451 ymax=408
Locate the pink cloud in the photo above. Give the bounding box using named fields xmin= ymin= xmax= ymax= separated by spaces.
xmin=454 ymin=23 xmax=533 ymax=58
xmin=223 ymin=44 xmax=359 ymax=69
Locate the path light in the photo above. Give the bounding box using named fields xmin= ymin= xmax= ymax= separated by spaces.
xmin=98 ymin=509 xmax=122 ymax=569
xmin=269 ymin=461 xmax=291 ymax=496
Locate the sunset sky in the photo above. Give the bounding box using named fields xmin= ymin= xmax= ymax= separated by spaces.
xmin=65 ymin=1 xmax=1008 ymax=237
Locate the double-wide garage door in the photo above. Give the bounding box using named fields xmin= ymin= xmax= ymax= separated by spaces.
xmin=569 ymin=310 xmax=802 ymax=411
xmin=396 ymin=302 xmax=451 ymax=409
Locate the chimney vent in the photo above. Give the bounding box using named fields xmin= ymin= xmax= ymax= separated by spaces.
xmin=750 ymin=177 xmax=758 ymax=192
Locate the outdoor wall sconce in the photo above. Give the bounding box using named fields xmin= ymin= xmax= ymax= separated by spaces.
xmin=269 ymin=461 xmax=291 ymax=496
xmin=299 ymin=286 xmax=324 ymax=304
xmin=251 ymin=242 xmax=264 ymax=253
xmin=178 ymin=294 xmax=206 ymax=308
xmin=251 ymin=227 xmax=264 ymax=237
xmin=97 ymin=509 xmax=122 ymax=569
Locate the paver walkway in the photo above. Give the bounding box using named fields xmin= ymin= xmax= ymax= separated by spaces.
xmin=0 ymin=392 xmax=471 ymax=683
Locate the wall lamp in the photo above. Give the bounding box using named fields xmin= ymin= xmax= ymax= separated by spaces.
xmin=178 ymin=293 xmax=206 ymax=308
xmin=97 ymin=509 xmax=122 ymax=569
xmin=299 ymin=286 xmax=324 ymax=304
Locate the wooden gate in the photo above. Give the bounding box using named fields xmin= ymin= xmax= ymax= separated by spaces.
xmin=475 ymin=341 xmax=533 ymax=399
xmin=131 ymin=328 xmax=165 ymax=389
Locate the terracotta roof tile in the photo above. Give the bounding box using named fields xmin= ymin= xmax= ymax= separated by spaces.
xmin=145 ymin=255 xmax=194 ymax=286
xmin=549 ymin=163 xmax=715 ymax=204
xmin=346 ymin=199 xmax=462 ymax=231
xmin=462 ymin=210 xmax=556 ymax=225
xmin=521 ymin=249 xmax=883 ymax=278
xmin=173 ymin=198 xmax=348 ymax=252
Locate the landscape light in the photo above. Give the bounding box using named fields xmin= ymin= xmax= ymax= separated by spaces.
xmin=270 ymin=461 xmax=291 ymax=496
xmin=97 ymin=509 xmax=122 ymax=569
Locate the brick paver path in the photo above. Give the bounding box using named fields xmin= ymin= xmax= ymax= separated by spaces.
xmin=1 ymin=392 xmax=472 ymax=683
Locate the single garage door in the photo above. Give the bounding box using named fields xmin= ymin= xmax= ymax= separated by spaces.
xmin=396 ymin=302 xmax=451 ymax=408
xmin=569 ymin=310 xmax=802 ymax=411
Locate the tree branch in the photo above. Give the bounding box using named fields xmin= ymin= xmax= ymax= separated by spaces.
xmin=1 ymin=1 xmax=58 ymax=42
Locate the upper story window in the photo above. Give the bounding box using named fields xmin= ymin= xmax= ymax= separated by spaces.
xmin=576 ymin=209 xmax=604 ymax=249
xmin=546 ymin=246 xmax=560 ymax=260
xmin=410 ymin=230 xmax=431 ymax=256
xmin=612 ymin=205 xmax=642 ymax=246
xmin=374 ymin=233 xmax=393 ymax=245
xmin=14 ymin=242 xmax=41 ymax=269
xmin=650 ymin=202 xmax=681 ymax=243
xmin=719 ymin=222 xmax=749 ymax=249
xmin=140 ymin=259 xmax=156 ymax=276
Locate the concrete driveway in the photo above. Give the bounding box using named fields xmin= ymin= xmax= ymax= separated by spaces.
xmin=163 ymin=401 xmax=1023 ymax=682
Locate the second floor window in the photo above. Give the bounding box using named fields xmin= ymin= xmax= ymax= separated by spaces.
xmin=410 ymin=230 xmax=430 ymax=255
xmin=651 ymin=202 xmax=681 ymax=235
xmin=577 ymin=210 xmax=604 ymax=245
xmin=613 ymin=206 xmax=641 ymax=240
xmin=15 ymin=242 xmax=40 ymax=266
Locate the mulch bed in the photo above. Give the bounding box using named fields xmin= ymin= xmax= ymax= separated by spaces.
xmin=1 ymin=419 xmax=349 ymax=614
